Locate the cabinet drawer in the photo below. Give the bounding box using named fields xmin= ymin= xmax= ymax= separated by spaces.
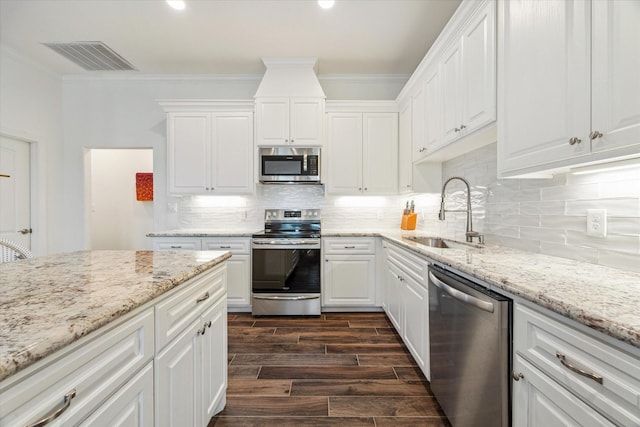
xmin=152 ymin=237 xmax=202 ymax=251
xmin=515 ymin=303 xmax=640 ymax=426
xmin=156 ymin=264 xmax=226 ymax=351
xmin=385 ymin=242 xmax=429 ymax=284
xmin=0 ymin=309 xmax=154 ymax=427
xmin=323 ymin=237 xmax=376 ymax=254
xmin=201 ymin=237 xmax=250 ymax=254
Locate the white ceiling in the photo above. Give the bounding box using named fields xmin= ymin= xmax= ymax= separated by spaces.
xmin=0 ymin=0 xmax=461 ymax=76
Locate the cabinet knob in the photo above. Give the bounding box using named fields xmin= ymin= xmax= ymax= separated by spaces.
xmin=589 ymin=130 xmax=603 ymax=140
xmin=359 ymin=187 xmax=362 ymax=191
xmin=512 ymin=371 xmax=524 ymax=381
xmin=364 ymin=187 xmax=368 ymax=191
xmin=569 ymin=137 xmax=582 ymax=145
xmin=454 ymin=127 xmax=460 ymax=132
xmin=460 ymin=124 xmax=467 ymax=130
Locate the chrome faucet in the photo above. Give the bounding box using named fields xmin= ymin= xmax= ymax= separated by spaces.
xmin=438 ymin=176 xmax=483 ymax=244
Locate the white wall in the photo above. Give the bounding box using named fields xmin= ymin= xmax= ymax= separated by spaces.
xmin=89 ymin=149 xmax=154 ymax=250
xmin=0 ymin=47 xmax=63 ymax=255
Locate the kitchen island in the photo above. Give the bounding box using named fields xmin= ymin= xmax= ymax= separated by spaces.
xmin=0 ymin=249 xmax=231 ymax=426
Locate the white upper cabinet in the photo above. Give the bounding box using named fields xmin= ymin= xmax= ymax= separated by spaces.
xmin=441 ymin=0 xmax=496 ymax=147
xmin=326 ymin=110 xmax=398 ymax=195
xmin=498 ymin=0 xmax=640 ymax=177
xmin=255 ymin=97 xmax=324 ymax=146
xmin=161 ymin=101 xmax=254 ymax=195
xmin=396 ymin=0 xmax=496 ymax=163
xmin=398 ymin=99 xmax=413 ymax=193
xmin=590 ymin=0 xmax=640 ymax=155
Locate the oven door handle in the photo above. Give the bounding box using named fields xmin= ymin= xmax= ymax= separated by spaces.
xmin=429 ymin=271 xmax=494 ymax=313
xmin=253 ymin=295 xmax=320 ymax=301
xmin=252 ymin=240 xmax=320 ymax=246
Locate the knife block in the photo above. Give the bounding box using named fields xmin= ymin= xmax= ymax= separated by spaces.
xmin=401 ymin=213 xmax=417 ymax=230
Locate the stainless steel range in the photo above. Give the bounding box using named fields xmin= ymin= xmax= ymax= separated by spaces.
xmin=251 ymin=209 xmax=321 ymax=316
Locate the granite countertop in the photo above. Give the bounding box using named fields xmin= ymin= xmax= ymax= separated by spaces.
xmin=324 ymin=229 xmax=640 ymax=350
xmin=148 ymin=229 xmax=260 ymax=237
xmin=0 ymin=250 xmax=231 ymax=382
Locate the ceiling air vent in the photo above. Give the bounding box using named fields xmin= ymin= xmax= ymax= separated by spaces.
xmin=42 ymin=41 xmax=136 ymax=71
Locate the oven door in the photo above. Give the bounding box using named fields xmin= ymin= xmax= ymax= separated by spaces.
xmin=251 ymin=239 xmax=321 ymax=315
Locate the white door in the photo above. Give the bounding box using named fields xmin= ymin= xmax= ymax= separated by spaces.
xmin=0 ymin=135 xmax=31 ymax=249
xmin=326 ymin=112 xmax=363 ymax=194
xmin=591 ymin=0 xmax=640 ymax=154
xmin=362 ymin=113 xmax=398 ymax=195
xmin=211 ymin=112 xmax=253 ymax=193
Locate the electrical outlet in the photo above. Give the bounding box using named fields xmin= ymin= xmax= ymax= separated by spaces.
xmin=586 ymin=209 xmax=607 ymax=238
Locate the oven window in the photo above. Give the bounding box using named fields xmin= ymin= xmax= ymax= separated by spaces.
xmin=252 ymin=248 xmax=320 ymax=293
xmin=263 ymin=158 xmax=302 ymax=175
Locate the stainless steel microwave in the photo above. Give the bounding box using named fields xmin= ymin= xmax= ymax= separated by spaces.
xmin=259 ymin=147 xmax=321 ymax=184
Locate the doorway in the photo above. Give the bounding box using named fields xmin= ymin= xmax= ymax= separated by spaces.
xmin=0 ymin=134 xmax=31 ymax=250
xmin=87 ymin=148 xmax=154 ymax=250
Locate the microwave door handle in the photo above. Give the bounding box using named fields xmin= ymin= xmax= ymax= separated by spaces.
xmin=303 ymin=153 xmax=307 ymax=172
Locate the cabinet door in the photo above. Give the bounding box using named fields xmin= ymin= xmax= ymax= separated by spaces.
xmin=461 ymin=0 xmax=496 ymax=134
xmin=323 ymin=255 xmax=376 ymax=306
xmin=441 ymin=40 xmax=463 ymax=145
xmin=424 ymin=65 xmax=442 ymax=152
xmin=256 ymin=98 xmax=289 ymax=145
xmin=402 ymin=276 xmax=429 ymax=379
xmin=362 ymin=113 xmax=398 ymax=195
xmin=167 ymin=112 xmax=210 ymax=193
xmin=326 ymin=112 xmax=363 ymax=194
xmin=200 ymin=296 xmax=227 ymax=424
xmin=591 ymin=0 xmax=640 ymax=154
xmin=224 ymin=254 xmax=251 ymax=307
xmin=512 ymin=356 xmax=616 ymax=427
xmin=80 ymin=363 xmax=154 ymax=427
xmin=211 ymin=113 xmax=253 ymax=194
xmin=385 ymin=260 xmax=403 ymax=332
xmin=290 ymin=98 xmax=323 ymax=146
xmin=411 ymin=83 xmax=427 ymax=161
xmin=498 ymin=0 xmax=591 ymax=175
xmin=155 ymin=319 xmax=200 ymax=427
xmin=398 ymin=100 xmax=413 ymax=193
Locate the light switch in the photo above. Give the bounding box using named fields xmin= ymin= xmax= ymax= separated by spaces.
xmin=586 ymin=209 xmax=607 ymax=238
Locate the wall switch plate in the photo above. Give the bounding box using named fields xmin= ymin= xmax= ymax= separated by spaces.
xmin=586 ymin=209 xmax=607 ymax=238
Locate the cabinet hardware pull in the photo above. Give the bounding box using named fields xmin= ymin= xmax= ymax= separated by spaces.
xmin=27 ymin=388 xmax=76 ymax=427
xmin=196 ymin=292 xmax=210 ymax=303
xmin=19 ymin=228 xmax=33 ymax=234
xmin=512 ymin=371 xmax=524 ymax=381
xmin=344 ymin=246 xmax=356 ymax=249
xmin=219 ymin=246 xmax=231 ymax=249
xmin=589 ymin=130 xmax=603 ymax=140
xmin=197 ymin=327 xmax=206 ymax=335
xmin=569 ymin=137 xmax=582 ymax=145
xmin=460 ymin=124 xmax=467 ymax=130
xmin=454 ymin=127 xmax=460 ymax=132
xmin=364 ymin=187 xmax=368 ymax=191
xmin=205 ymin=320 xmax=212 ymax=328
xmin=556 ymin=352 xmax=603 ymax=384
xmin=170 ymin=246 xmax=182 ymax=249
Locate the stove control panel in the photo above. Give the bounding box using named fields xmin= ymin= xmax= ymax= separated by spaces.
xmin=264 ymin=209 xmax=321 ymax=221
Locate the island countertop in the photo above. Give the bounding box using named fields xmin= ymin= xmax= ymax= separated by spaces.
xmin=0 ymin=249 xmax=231 ymax=382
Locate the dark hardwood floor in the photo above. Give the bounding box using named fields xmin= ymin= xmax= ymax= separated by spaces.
xmin=209 ymin=312 xmax=451 ymax=426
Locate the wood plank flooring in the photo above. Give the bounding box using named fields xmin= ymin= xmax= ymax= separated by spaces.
xmin=209 ymin=312 xmax=451 ymax=427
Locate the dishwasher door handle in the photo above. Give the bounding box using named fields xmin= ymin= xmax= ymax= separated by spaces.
xmin=429 ymin=271 xmax=494 ymax=313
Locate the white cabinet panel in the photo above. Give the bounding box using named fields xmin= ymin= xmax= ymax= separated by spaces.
xmin=411 ymin=83 xmax=427 ymax=161
xmin=441 ymin=40 xmax=463 ymax=145
xmin=256 ymin=97 xmax=323 ymax=146
xmin=200 ymin=296 xmax=227 ymax=424
xmin=168 ymin=113 xmax=209 ymax=193
xmin=211 ymin=113 xmax=254 ymax=193
xmin=202 ymin=237 xmax=251 ymax=308
xmin=323 ymin=255 xmax=376 ymax=306
xmin=326 ymin=112 xmax=398 ymax=195
xmin=398 ymin=99 xmax=413 ymax=193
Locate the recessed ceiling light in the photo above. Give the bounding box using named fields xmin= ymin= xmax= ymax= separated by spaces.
xmin=318 ymin=0 xmax=335 ymax=9
xmin=166 ymin=0 xmax=186 ymax=11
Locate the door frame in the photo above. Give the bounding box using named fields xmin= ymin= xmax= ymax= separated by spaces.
xmin=0 ymin=128 xmax=46 ymax=256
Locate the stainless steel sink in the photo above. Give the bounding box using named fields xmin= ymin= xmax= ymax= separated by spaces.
xmin=403 ymin=236 xmax=450 ymax=248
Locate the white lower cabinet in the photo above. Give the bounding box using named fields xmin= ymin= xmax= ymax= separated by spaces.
xmin=155 ymin=265 xmax=227 ymax=427
xmin=382 ymin=240 xmax=430 ymax=380
xmin=513 ymin=355 xmax=615 ymax=427
xmin=152 ymin=236 xmax=251 ymax=310
xmin=322 ymin=237 xmax=377 ymax=308
xmin=513 ymin=302 xmax=640 ymax=426
xmin=80 ymin=362 xmax=154 ymax=427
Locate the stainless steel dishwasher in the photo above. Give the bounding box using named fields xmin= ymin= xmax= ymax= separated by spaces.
xmin=428 ymin=264 xmax=511 ymax=427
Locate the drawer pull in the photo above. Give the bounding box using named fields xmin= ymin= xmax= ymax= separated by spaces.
xmin=27 ymin=388 xmax=76 ymax=427
xmin=219 ymin=246 xmax=231 ymax=249
xmin=344 ymin=246 xmax=356 ymax=249
xmin=196 ymin=292 xmax=210 ymax=303
xmin=170 ymin=245 xmax=182 ymax=249
xmin=512 ymin=371 xmax=524 ymax=381
xmin=556 ymin=352 xmax=603 ymax=384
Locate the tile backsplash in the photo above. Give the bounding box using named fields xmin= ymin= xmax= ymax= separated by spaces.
xmin=177 ymin=142 xmax=640 ymax=272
